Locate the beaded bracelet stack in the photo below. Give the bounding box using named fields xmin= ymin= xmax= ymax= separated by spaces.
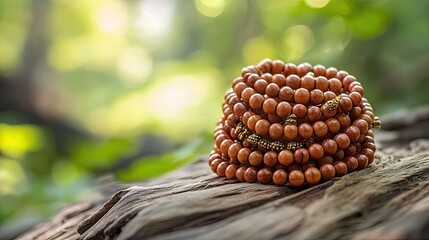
xmin=209 ymin=59 xmax=381 ymax=187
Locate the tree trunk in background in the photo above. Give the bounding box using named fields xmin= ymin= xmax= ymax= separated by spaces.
xmin=18 ymin=106 xmax=429 ymax=240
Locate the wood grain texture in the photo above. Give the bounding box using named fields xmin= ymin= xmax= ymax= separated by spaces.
xmin=19 ymin=107 xmax=429 ymax=240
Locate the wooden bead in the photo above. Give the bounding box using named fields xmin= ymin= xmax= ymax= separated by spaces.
xmin=309 ymin=143 xmax=324 ymax=160
xmin=241 ymin=87 xmax=256 ymax=102
xmin=284 ymin=124 xmax=298 ymax=141
xmin=342 ymin=75 xmax=356 ymax=90
xmin=262 ymin=98 xmax=277 ymax=114
xmin=334 ymin=133 xmax=350 ymax=150
xmin=269 ymin=123 xmax=283 ymax=140
xmin=335 ymin=149 xmax=345 ymax=161
xmin=305 ymin=167 xmax=321 ymax=185
xmin=255 ymin=119 xmax=270 ymax=136
xmin=336 ymin=70 xmax=348 ymax=80
xmin=339 ymin=96 xmax=353 ymax=112
xmin=297 ymin=63 xmax=313 ymax=77
xmin=345 ymin=125 xmax=361 ymax=142
xmin=216 ymin=161 xmax=229 ymax=177
xmin=257 ymin=59 xmax=272 ymax=73
xmin=343 ymin=156 xmax=358 ymax=172
xmin=322 ymin=105 xmax=337 ymax=118
xmin=313 ymin=121 xmax=328 ymax=138
xmin=210 ymin=159 xmax=223 ymax=173
xmin=254 ymin=79 xmax=268 ymax=94
xmin=278 ymin=150 xmax=294 ymax=166
xmin=349 ymin=92 xmax=362 ymax=107
xmin=261 ymin=73 xmax=273 ymax=83
xmin=225 ymin=164 xmax=238 ymax=179
xmin=249 ymin=151 xmax=263 ymax=166
xmin=279 ymin=86 xmax=294 ymax=101
xmin=363 ymin=142 xmax=376 ymax=152
xmin=322 ymin=139 xmax=338 ymax=156
xmin=298 ymin=123 xmax=313 ymax=139
xmin=294 ymin=88 xmax=310 ymax=104
xmin=350 ymin=107 xmax=362 ymax=120
xmin=289 ymin=170 xmax=305 ymax=187
xmin=326 ymin=118 xmax=341 ymax=134
xmin=355 ymin=154 xmax=369 ymax=170
xmin=276 ymin=102 xmax=292 ymax=118
xmin=266 ymin=83 xmax=280 ymax=97
xmin=344 ymin=144 xmax=357 ymax=157
xmin=286 ymin=74 xmax=301 ymax=89
xmin=271 ymin=60 xmax=285 ymax=74
xmin=307 ymin=106 xmax=322 ymax=122
xmin=246 ymin=73 xmax=259 ymax=87
xmin=272 ymin=74 xmax=286 ymax=87
xmin=301 ymin=75 xmax=315 ymax=91
xmin=329 ymin=78 xmax=342 ymax=94
xmin=227 ymin=142 xmax=242 ymax=161
xmin=273 ymin=169 xmax=288 ymax=186
xmin=220 ymin=139 xmax=233 ymax=155
xmin=315 ymin=76 xmax=329 ymax=91
xmin=244 ymin=167 xmax=258 ymax=183
xmin=313 ymin=64 xmax=326 ymax=76
xmin=294 ymin=148 xmax=310 ymax=164
xmin=237 ymin=148 xmax=251 ymax=164
xmin=333 ymin=161 xmax=348 ymax=176
xmin=361 ymin=148 xmax=375 ymax=164
xmin=310 ymin=89 xmax=324 ymax=105
xmin=293 ymin=104 xmax=307 ymax=118
xmin=336 ymin=114 xmax=351 ymax=129
xmin=318 ymin=156 xmax=333 ymax=166
xmin=249 ymin=93 xmax=264 ymax=109
xmin=353 ymin=119 xmax=369 ymax=134
xmin=263 ymin=151 xmax=278 ymax=167
xmin=242 ymin=111 xmax=254 ymax=124
xmin=257 ymin=168 xmax=273 ymax=184
xmin=320 ymin=164 xmax=336 ymax=180
xmin=325 ymin=67 xmax=338 ymax=79
xmin=247 ymin=115 xmax=261 ymax=131
xmin=236 ymin=166 xmax=247 ymax=182
xmin=215 ymin=134 xmax=228 ymax=148
xmin=283 ymin=63 xmax=297 ymax=76
xmin=233 ymin=82 xmax=247 ymax=97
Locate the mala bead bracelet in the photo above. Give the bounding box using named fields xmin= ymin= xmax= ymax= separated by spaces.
xmin=209 ymin=59 xmax=381 ymax=187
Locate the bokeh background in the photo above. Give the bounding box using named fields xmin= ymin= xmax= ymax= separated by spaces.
xmin=1 ymin=0 xmax=429 ymax=237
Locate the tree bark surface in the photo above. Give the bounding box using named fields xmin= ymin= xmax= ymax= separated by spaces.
xmin=19 ymin=107 xmax=429 ymax=240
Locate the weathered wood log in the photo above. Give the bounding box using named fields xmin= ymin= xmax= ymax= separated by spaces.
xmin=19 ymin=107 xmax=429 ymax=240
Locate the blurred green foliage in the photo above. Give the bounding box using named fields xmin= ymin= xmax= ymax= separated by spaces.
xmin=0 ymin=0 xmax=429 ymax=235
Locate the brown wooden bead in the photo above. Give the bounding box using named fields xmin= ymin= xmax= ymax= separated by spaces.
xmin=294 ymin=88 xmax=310 ymax=105
xmin=220 ymin=139 xmax=234 ymax=155
xmin=247 ymin=115 xmax=261 ymax=131
xmin=215 ymin=134 xmax=228 ymax=148
xmin=255 ymin=119 xmax=270 ymax=136
xmin=257 ymin=59 xmax=272 ymax=73
xmin=355 ymin=154 xmax=368 ymax=170
xmin=286 ymin=74 xmax=301 ymax=89
xmin=313 ymin=64 xmax=326 ymax=76
xmin=334 ymin=133 xmax=350 ymax=150
xmin=318 ymin=155 xmax=333 ymax=166
xmin=228 ymin=143 xmax=242 ymax=161
xmin=322 ymin=105 xmax=337 ymax=118
xmin=313 ymin=121 xmax=328 ymax=138
xmin=241 ymin=87 xmax=256 ymax=102
xmin=322 ymin=139 xmax=338 ymax=156
xmin=249 ymin=93 xmax=264 ymax=109
xmin=269 ymin=123 xmax=283 ymax=140
xmin=336 ymin=70 xmax=348 ymax=80
xmin=339 ymin=96 xmax=353 ymax=112
xmin=237 ymin=148 xmax=251 ymax=164
xmin=309 ymin=143 xmax=324 ymax=160
xmin=261 ymin=73 xmax=273 ymax=83
xmin=278 ymin=150 xmax=294 ymax=166
xmin=233 ymin=102 xmax=246 ymax=116
xmin=266 ymin=83 xmax=280 ymax=97
xmin=349 ymin=92 xmax=362 ymax=107
xmin=236 ymin=166 xmax=247 ymax=182
xmin=329 ymin=78 xmax=342 ymax=94
xmin=249 ymin=151 xmax=263 ymax=166
xmin=315 ymin=76 xmax=329 ymax=91
xmin=279 ymin=86 xmax=294 ymax=101
xmin=297 ymin=63 xmax=313 ymax=77
xmin=301 ymin=75 xmax=315 ymax=90
xmin=283 ymin=63 xmax=298 ymax=76
xmin=343 ymin=156 xmax=358 ymax=172
xmin=273 ymin=169 xmax=288 ymax=186
xmin=242 ymin=111 xmax=254 ymax=124
xmin=210 ymin=159 xmax=223 ymax=173
xmin=320 ymin=163 xmax=336 ymax=180
xmin=263 ymin=151 xmax=278 ymax=167
xmin=284 ymin=124 xmax=298 ymax=141
xmin=232 ymin=77 xmax=244 ymax=88
xmin=345 ymin=125 xmax=361 ymax=143
xmin=244 ymin=167 xmax=257 ymax=183
xmin=293 ymin=104 xmax=307 ymax=118
xmin=276 ymin=102 xmax=292 ymax=118
xmin=310 ymin=89 xmax=324 ymax=105
xmin=323 ymin=91 xmax=336 ymax=101
xmin=246 ymin=73 xmax=259 ymax=87
xmin=257 ymin=168 xmax=273 ymax=184
xmin=361 ymin=148 xmax=375 ymax=164
xmin=325 ymin=67 xmax=338 ymax=79
xmin=289 ymin=170 xmax=305 ymax=187
xmin=272 ymin=60 xmax=285 ymax=74
xmin=298 ymin=123 xmax=313 ymax=139
xmin=294 ymin=148 xmax=310 ymax=164
xmin=262 ymin=98 xmax=277 ymax=114
xmin=209 ymin=153 xmax=221 ymax=166
xmin=225 ymin=164 xmax=238 ymax=179
xmin=233 ymin=82 xmax=247 ymax=97
xmin=254 ymin=79 xmax=268 ymax=94
xmin=335 ymin=150 xmax=345 ymax=161
xmin=353 ymin=119 xmax=369 ymax=134
xmin=307 ymin=106 xmax=322 ymax=122
xmin=305 ymin=167 xmax=322 ymax=185
xmin=342 ymin=75 xmax=356 ymax=90
xmin=216 ymin=161 xmax=229 ymax=176
xmin=336 ymin=114 xmax=351 ymax=129
xmin=363 ymin=142 xmax=376 ymax=152
xmin=326 ymin=118 xmax=341 ymax=134
xmin=350 ymin=107 xmax=362 ymax=120
xmin=272 ymin=74 xmax=286 ymax=87
xmin=352 ymin=86 xmax=364 ymax=95
xmin=333 ymin=161 xmax=348 ymax=176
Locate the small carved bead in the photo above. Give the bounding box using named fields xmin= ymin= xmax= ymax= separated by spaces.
xmin=273 ymin=169 xmax=288 ymax=186
xmin=225 ymin=164 xmax=238 ymax=179
xmin=320 ymin=164 xmax=336 ymax=180
xmin=305 ymin=167 xmax=322 ymax=185
xmin=289 ymin=170 xmax=305 ymax=187
xmin=257 ymin=168 xmax=273 ymax=184
xmin=244 ymin=167 xmax=258 ymax=183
